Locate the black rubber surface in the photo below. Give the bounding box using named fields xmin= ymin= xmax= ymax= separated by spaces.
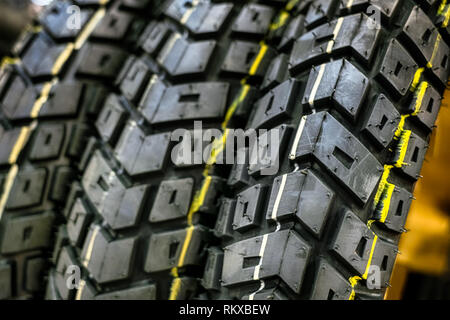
xmin=210 ymin=0 xmax=450 ymax=300
xmin=1 ymin=0 xmax=448 ymax=301
xmin=0 ymin=0 xmax=149 ymax=299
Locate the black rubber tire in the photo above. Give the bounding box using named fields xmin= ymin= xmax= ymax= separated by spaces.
xmin=209 ymin=0 xmax=450 ymax=300
xmin=0 ymin=0 xmax=150 ymax=299
xmin=43 ymin=0 xmax=296 ymax=300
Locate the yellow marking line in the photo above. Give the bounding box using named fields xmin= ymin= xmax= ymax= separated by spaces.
xmin=82 ymin=225 xmax=100 ymax=268
xmin=180 ymin=0 xmax=199 ymax=24
xmin=30 ymin=79 xmax=57 ymax=118
xmin=221 ymin=85 xmax=250 ymax=130
xmin=75 ymin=279 xmax=86 ymax=300
xmin=270 ymin=11 xmax=290 ymax=31
xmin=271 ymin=174 xmax=288 ymax=221
xmin=346 ymin=0 xmax=355 ymax=9
xmin=8 ymin=123 xmax=36 ymax=164
xmin=378 ymin=183 xmax=395 ymax=223
xmin=0 ymin=164 xmax=18 ymax=220
xmin=249 ymin=42 xmax=268 ymax=76
xmin=0 ymin=57 xmax=20 ymax=72
xmin=289 ymin=115 xmax=307 ymax=160
xmin=411 ymin=67 xmax=424 ymax=92
xmin=438 ymin=0 xmax=447 ymax=15
xmin=169 ymin=3 xmax=300 ymax=299
xmin=427 ymin=34 xmax=442 ymax=69
xmin=308 ymin=63 xmax=326 ymax=107
xmin=52 ymin=44 xmax=74 ymax=75
xmin=394 ymin=130 xmax=411 ymax=168
xmin=51 ymin=7 xmax=106 ymax=76
xmin=326 ymin=17 xmax=344 ymax=54
xmin=442 ymin=5 xmax=450 ymax=27
xmin=348 ymin=234 xmax=378 ymax=300
xmin=74 ymin=8 xmax=106 ymax=50
xmin=285 ymin=0 xmax=299 ymax=11
xmin=253 ymin=233 xmax=269 ymax=280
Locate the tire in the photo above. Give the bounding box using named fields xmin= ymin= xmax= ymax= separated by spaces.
xmin=0 ymin=0 xmax=149 ymax=299
xmin=210 ymin=0 xmax=450 ymax=300
xmin=44 ymin=0 xmax=295 ymax=300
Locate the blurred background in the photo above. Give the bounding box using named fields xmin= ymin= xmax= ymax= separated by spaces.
xmin=0 ymin=0 xmax=448 ymax=300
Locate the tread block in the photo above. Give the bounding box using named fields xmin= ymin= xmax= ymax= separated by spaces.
xmin=95 ymin=94 xmax=128 ymax=145
xmin=77 ymin=44 xmax=127 ymax=79
xmin=139 ymin=80 xmax=229 ymax=125
xmin=54 ymin=246 xmax=78 ymax=299
xmin=249 ymin=79 xmax=298 ymax=129
xmin=221 ymin=41 xmax=276 ymax=77
xmin=310 ymin=260 xmax=352 ymax=300
xmin=139 ymin=21 xmax=171 ymax=56
xmin=302 ymin=59 xmax=370 ymax=120
xmin=144 ymin=226 xmax=206 ymax=273
xmin=266 ymin=170 xmax=335 ymax=238
xmin=378 ymin=39 xmax=418 ymax=97
xmin=214 ymin=199 xmax=236 ymax=239
xmin=408 ymin=82 xmax=441 ymax=131
xmin=21 ymin=33 xmax=68 ymax=77
xmin=339 ymin=0 xmax=400 ymax=20
xmin=0 ymin=262 xmax=12 ymax=299
xmin=227 ymin=148 xmax=251 ymax=189
xmin=201 ymin=247 xmax=224 ymax=291
xmin=375 ymin=186 xmax=412 ymax=233
xmin=402 ymin=6 xmax=441 ymax=65
xmin=290 ymin=14 xmax=381 ymax=74
xmin=66 ymin=124 xmax=92 ymax=160
xmin=0 ymin=72 xmax=37 ymax=120
xmin=403 ymin=8 xmax=449 ymax=86
xmin=67 ymin=198 xmax=92 ymax=247
xmin=279 ymin=15 xmax=305 ymax=51
xmin=117 ymin=57 xmax=153 ymax=103
xmin=29 ymin=124 xmax=65 ymax=161
xmin=41 ymin=1 xmax=93 ymax=39
xmin=50 ymin=166 xmax=75 ymax=202
xmin=6 ymin=169 xmax=48 ymax=210
xmin=79 ymin=83 xmax=107 ymax=116
xmin=25 ymin=257 xmax=45 ymax=292
xmin=362 ymin=94 xmax=401 ymax=148
xmin=39 ymin=83 xmax=83 ymax=118
xmin=157 ymin=35 xmax=216 ymax=77
xmin=304 ymin=0 xmax=338 ymax=29
xmin=114 ymin=122 xmax=171 ymax=176
xmin=331 ymin=210 xmax=376 ymax=275
xmin=182 ymin=2 xmax=233 ymax=35
xmin=82 ymin=151 xmax=149 ymax=230
xmin=0 ymin=127 xmax=24 ymax=165
xmin=394 ymin=131 xmax=427 ymax=179
xmin=233 ymin=184 xmax=267 ymax=232
xmin=92 ymin=11 xmax=133 ymax=40
xmin=370 ymin=239 xmax=397 ymax=287
xmin=290 ymin=111 xmax=382 ymax=203
xmin=261 ymin=54 xmax=289 ymax=91
xmin=1 ymin=211 xmax=55 ymax=254
xmin=149 ymin=178 xmax=194 ymax=223
xmin=222 ymin=229 xmax=311 ymax=294
xmin=81 ymin=226 xmax=137 ymax=284
xmin=232 ymin=4 xmax=275 ymax=37
xmin=95 ymin=284 xmax=156 ymax=300
xmin=248 ymin=124 xmax=291 ymax=176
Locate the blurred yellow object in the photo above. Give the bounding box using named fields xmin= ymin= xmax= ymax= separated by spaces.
xmin=386 ymin=89 xmax=450 ymax=299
